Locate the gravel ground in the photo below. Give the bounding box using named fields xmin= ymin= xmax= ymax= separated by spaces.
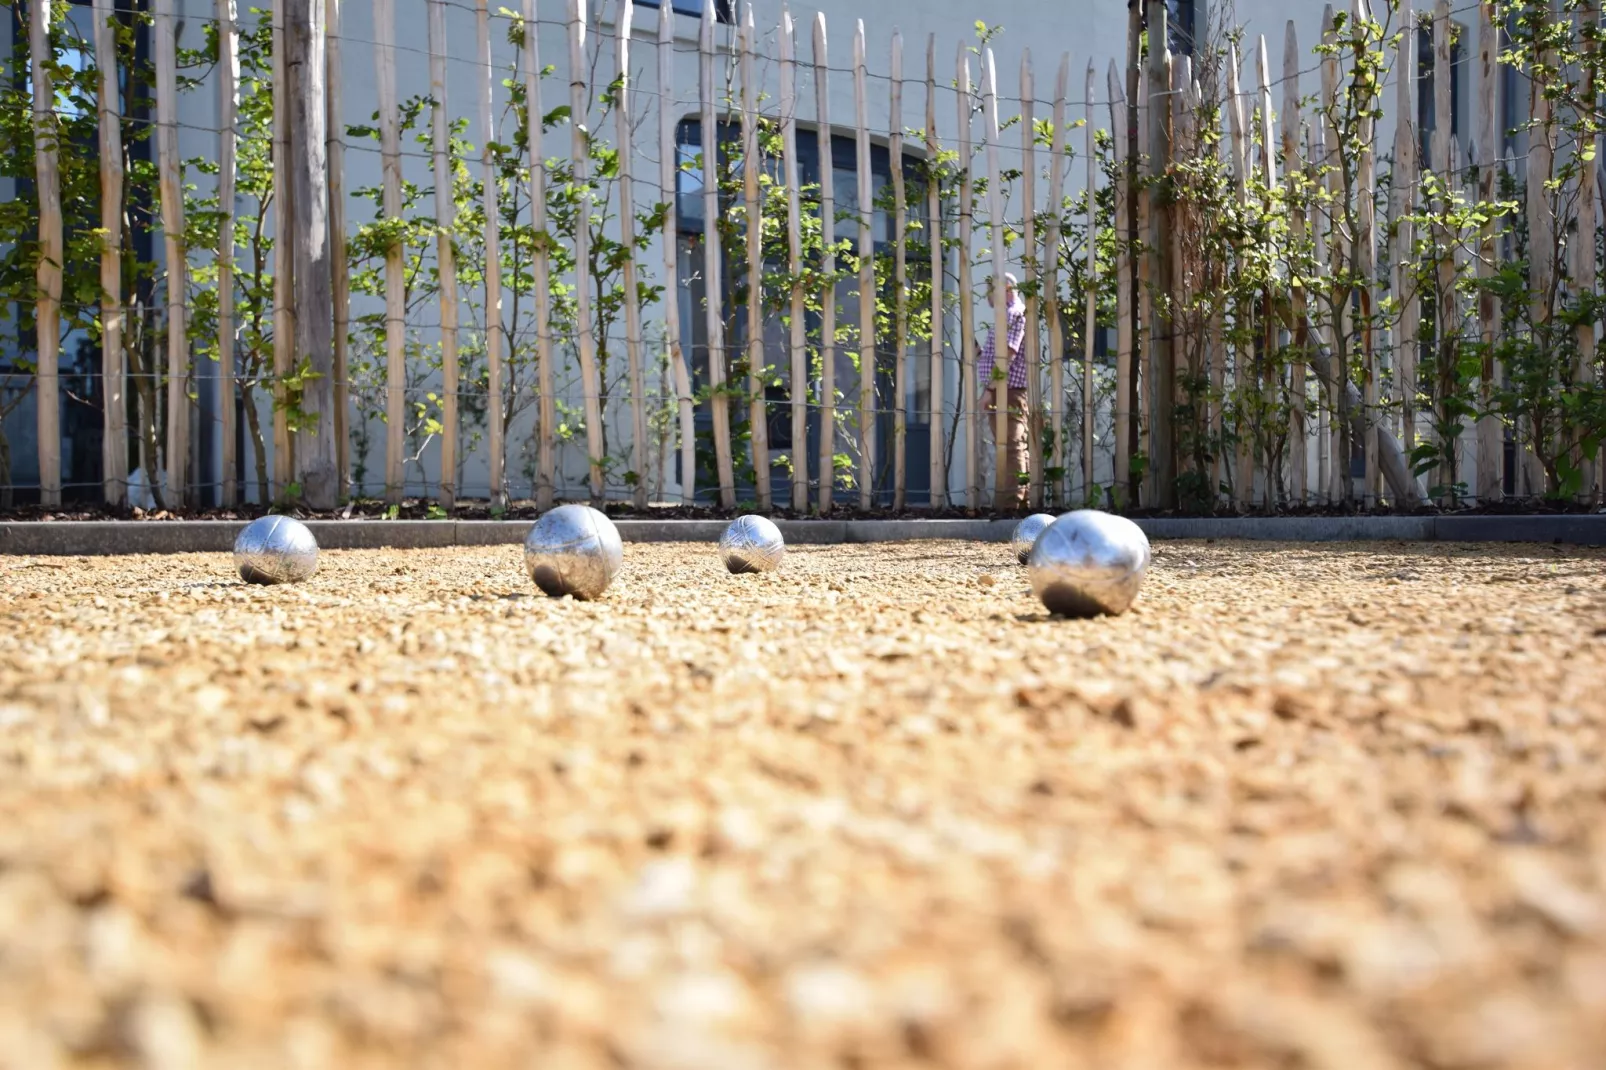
xmin=1 ymin=540 xmax=1604 ymax=1070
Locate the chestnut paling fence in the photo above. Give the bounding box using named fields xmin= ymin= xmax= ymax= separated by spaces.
xmin=4 ymin=0 xmax=1604 ymax=514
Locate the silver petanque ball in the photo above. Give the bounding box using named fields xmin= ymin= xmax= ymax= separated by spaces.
xmin=523 ymin=504 xmax=623 ymax=600
xmin=718 ymin=514 xmax=785 ymax=573
xmin=1010 ymin=513 xmax=1058 ymax=565
xmin=233 ymin=515 xmax=319 ymax=585
xmin=1027 ymin=509 xmax=1151 ymax=618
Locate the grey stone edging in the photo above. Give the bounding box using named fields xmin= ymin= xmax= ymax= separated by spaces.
xmin=0 ymin=514 xmax=1602 ymax=556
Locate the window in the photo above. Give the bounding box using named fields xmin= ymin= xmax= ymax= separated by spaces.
xmin=1417 ymin=17 xmax=1465 ymax=167
xmin=632 ymin=0 xmax=734 ymax=23
xmin=1167 ymin=0 xmax=1196 ymax=57
xmin=673 ymin=118 xmax=931 ymax=501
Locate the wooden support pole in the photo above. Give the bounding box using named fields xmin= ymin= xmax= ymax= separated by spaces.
xmin=983 ymin=48 xmax=1012 ymax=510
xmin=216 ymin=0 xmax=237 ymax=508
xmin=327 ymin=0 xmax=348 ymax=499
xmin=656 ymin=3 xmax=692 ymax=506
xmin=956 ymin=45 xmax=977 ymax=510
xmin=1146 ymin=3 xmax=1174 ymax=508
xmin=1254 ymin=38 xmax=1277 ymax=508
xmin=891 ymin=30 xmax=909 ymax=511
xmin=926 ymin=36 xmax=946 ymax=507
xmin=374 ymin=0 xmax=405 ymax=504
xmin=1433 ymin=0 xmax=1457 ymax=497
xmin=1320 ymin=5 xmax=1345 ymax=502
xmin=1228 ymin=38 xmax=1252 ymax=506
xmin=527 ymin=0 xmax=557 ymax=506
xmin=575 ymin=0 xmax=607 ymax=502
xmin=781 ymin=8 xmax=808 ymax=510
xmin=1394 ymin=0 xmax=1419 ymax=466
xmin=428 ymin=0 xmax=459 ymax=506
xmin=1044 ymin=56 xmax=1068 ymax=505
xmin=622 ymin=0 xmax=650 ymax=510
xmin=695 ymin=2 xmax=734 ymax=507
xmin=1082 ymin=61 xmax=1097 ymax=503
xmin=287 ymin=0 xmax=337 ymax=509
xmin=1476 ymin=0 xmax=1503 ymax=502
xmin=816 ymin=16 xmax=837 ymax=513
xmin=1282 ymin=21 xmax=1306 ymax=504
xmin=272 ymin=0 xmax=292 ymax=496
xmin=1573 ymin=1 xmax=1599 ymax=501
xmin=1526 ymin=1 xmax=1555 ymax=498
xmin=1020 ymin=50 xmax=1042 ymax=509
xmin=1351 ymin=3 xmax=1379 ymax=508
xmin=1108 ymin=61 xmax=1132 ymax=506
xmin=30 ymin=0 xmax=61 ymax=506
xmin=155 ymin=0 xmax=188 ymax=506
xmin=855 ymin=20 xmax=875 ymax=509
xmin=93 ymin=0 xmax=127 ymax=506
xmin=478 ymin=0 xmax=505 ymax=506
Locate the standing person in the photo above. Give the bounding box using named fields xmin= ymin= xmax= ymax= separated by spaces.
xmin=978 ymin=273 xmax=1029 ymax=505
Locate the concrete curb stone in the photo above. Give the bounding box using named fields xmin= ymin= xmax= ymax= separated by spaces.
xmin=1 ymin=514 xmax=1602 ymax=556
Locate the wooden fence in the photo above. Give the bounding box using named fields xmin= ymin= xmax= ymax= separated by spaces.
xmin=8 ymin=0 xmax=1604 ymax=513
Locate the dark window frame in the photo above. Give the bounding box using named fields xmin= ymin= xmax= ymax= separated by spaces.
xmin=632 ymin=0 xmax=734 ymax=24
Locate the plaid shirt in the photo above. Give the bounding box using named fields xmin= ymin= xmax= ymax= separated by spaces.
xmin=978 ymin=300 xmax=1028 ymax=390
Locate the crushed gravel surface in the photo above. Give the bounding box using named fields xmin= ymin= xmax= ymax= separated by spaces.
xmin=1 ymin=540 xmax=1604 ymax=1070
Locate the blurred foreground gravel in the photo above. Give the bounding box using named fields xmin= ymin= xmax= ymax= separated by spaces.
xmin=1 ymin=539 xmax=1604 ymax=1070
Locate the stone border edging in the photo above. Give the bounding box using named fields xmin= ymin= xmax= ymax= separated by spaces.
xmin=0 ymin=515 xmax=1602 ymax=556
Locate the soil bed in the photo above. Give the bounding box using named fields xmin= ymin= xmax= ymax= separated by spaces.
xmin=1 ymin=541 xmax=1604 ymax=1069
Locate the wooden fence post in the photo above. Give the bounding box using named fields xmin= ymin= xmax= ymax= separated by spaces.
xmin=1282 ymin=21 xmax=1306 ymax=504
xmin=1476 ymin=0 xmax=1503 ymax=502
xmin=657 ymin=2 xmax=693 ymax=506
xmin=780 ymin=8 xmax=808 ymax=511
xmin=891 ymin=30 xmax=909 ymax=511
xmin=574 ymin=0 xmax=607 ymax=502
xmin=621 ymin=0 xmax=651 ymax=510
xmin=739 ymin=4 xmax=768 ymax=510
xmin=816 ymin=16 xmax=837 ymax=513
xmin=983 ymin=48 xmax=1011 ymax=509
xmin=527 ymin=0 xmax=557 ymax=507
xmin=1108 ymin=61 xmax=1132 ymax=507
xmin=478 ymin=0 xmax=506 ymax=506
xmin=956 ymin=44 xmax=977 ymax=510
xmin=1146 ymin=3 xmax=1174 ymax=509
xmin=926 ymin=36 xmax=946 ymax=508
xmin=855 ymin=20 xmax=876 ymax=509
xmin=30 ymin=0 xmax=61 ymax=506
xmin=1433 ymin=0 xmax=1457 ymax=497
xmin=699 ymin=1 xmax=736 ymax=508
xmin=374 ymin=0 xmax=406 ymax=505
xmin=1228 ymin=38 xmax=1252 ymax=506
xmin=428 ymin=0 xmax=459 ymax=506
xmin=93 ymin=0 xmax=127 ymax=507
xmin=1083 ymin=62 xmax=1098 ymax=504
xmin=287 ymin=0 xmax=336 ymax=509
xmin=216 ymin=0 xmax=237 ymax=509
xmin=327 ymin=0 xmax=348 ymax=499
xmin=1320 ymin=5 xmax=1344 ymax=502
xmin=1350 ymin=4 xmax=1379 ymax=508
xmin=1044 ymin=56 xmax=1068 ymax=505
xmin=272 ymin=0 xmax=292 ymax=497
xmin=1573 ymin=1 xmax=1599 ymax=501
xmin=1020 ymin=50 xmax=1042 ymax=509
xmin=155 ymin=0 xmax=188 ymax=506
xmin=1394 ymin=0 xmax=1418 ymax=469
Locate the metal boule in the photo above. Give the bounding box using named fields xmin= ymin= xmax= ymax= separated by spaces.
xmin=523 ymin=505 xmax=624 ymax=600
xmin=718 ymin=515 xmax=785 ymax=573
xmin=1027 ymin=509 xmax=1150 ymax=617
xmin=1009 ymin=513 xmax=1057 ymax=565
xmin=233 ymin=515 xmax=320 ymax=585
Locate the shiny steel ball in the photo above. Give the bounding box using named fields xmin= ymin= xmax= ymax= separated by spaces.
xmin=233 ymin=515 xmax=319 ymax=585
xmin=523 ymin=504 xmax=623 ymax=600
xmin=718 ymin=514 xmax=785 ymax=573
xmin=1009 ymin=513 xmax=1058 ymax=565
xmin=1027 ymin=510 xmax=1150 ymax=617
